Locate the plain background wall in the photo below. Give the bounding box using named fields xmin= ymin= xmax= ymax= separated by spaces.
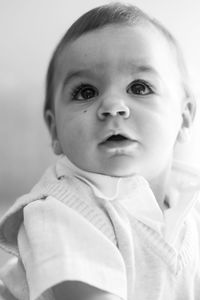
xmin=0 ymin=0 xmax=200 ymax=265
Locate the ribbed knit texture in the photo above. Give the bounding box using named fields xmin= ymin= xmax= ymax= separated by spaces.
xmin=0 ymin=170 xmax=117 ymax=256
xmin=1 ymin=157 xmax=200 ymax=300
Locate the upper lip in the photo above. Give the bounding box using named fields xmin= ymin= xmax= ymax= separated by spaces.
xmin=100 ymin=130 xmax=135 ymax=144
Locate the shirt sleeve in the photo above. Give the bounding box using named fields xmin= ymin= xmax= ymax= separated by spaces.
xmin=18 ymin=196 xmax=127 ymax=300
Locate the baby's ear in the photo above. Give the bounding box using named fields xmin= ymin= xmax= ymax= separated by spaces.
xmin=45 ymin=110 xmax=63 ymax=155
xmin=177 ymin=96 xmax=196 ymax=143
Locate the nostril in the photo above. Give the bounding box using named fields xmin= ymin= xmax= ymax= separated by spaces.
xmin=102 ymin=110 xmax=128 ymax=117
xmin=97 ymin=103 xmax=130 ymax=120
xmin=119 ymin=111 xmax=126 ymax=116
xmin=102 ymin=112 xmax=111 ymax=117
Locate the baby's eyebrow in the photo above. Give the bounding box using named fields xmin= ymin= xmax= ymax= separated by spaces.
xmin=127 ymin=63 xmax=160 ymax=77
xmin=62 ymin=63 xmax=161 ymax=88
xmin=63 ymin=69 xmax=94 ymax=86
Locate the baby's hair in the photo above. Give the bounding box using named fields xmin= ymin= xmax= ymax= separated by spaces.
xmin=44 ymin=2 xmax=193 ymax=121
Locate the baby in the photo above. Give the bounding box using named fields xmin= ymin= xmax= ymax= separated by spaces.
xmin=0 ymin=2 xmax=199 ymax=300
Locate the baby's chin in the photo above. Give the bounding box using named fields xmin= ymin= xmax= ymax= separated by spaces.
xmin=84 ymin=165 xmax=140 ymax=178
xmin=99 ymin=170 xmax=139 ymax=178
xmin=69 ymin=155 xmax=141 ymax=178
xmin=98 ymin=160 xmax=141 ymax=178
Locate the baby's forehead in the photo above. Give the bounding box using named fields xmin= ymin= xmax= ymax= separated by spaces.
xmin=54 ymin=24 xmax=181 ymax=84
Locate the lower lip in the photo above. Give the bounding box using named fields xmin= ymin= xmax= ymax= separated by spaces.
xmin=99 ymin=140 xmax=137 ymax=153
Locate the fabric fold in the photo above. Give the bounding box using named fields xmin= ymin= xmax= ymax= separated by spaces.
xmin=18 ymin=196 xmax=127 ymax=300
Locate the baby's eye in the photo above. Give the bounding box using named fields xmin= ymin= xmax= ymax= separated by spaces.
xmin=127 ymin=80 xmax=153 ymax=96
xmin=71 ymin=84 xmax=98 ymax=101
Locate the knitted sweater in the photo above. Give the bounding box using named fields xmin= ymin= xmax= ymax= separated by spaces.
xmin=0 ymin=156 xmax=200 ymax=300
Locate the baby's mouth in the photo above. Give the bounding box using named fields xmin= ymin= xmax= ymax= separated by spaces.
xmin=100 ymin=134 xmax=133 ymax=148
xmin=106 ymin=134 xmax=128 ymax=142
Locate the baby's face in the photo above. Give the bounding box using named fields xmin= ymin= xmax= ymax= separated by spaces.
xmin=51 ymin=24 xmax=188 ymax=180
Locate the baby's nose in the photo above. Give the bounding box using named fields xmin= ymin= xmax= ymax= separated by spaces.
xmin=97 ymin=97 xmax=130 ymax=120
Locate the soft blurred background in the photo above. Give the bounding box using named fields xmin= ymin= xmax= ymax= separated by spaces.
xmin=0 ymin=0 xmax=200 ymax=265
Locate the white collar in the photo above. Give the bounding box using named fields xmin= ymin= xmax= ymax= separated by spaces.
xmin=56 ymin=155 xmax=200 ymax=246
xmin=56 ymin=155 xmax=150 ymax=200
xmin=56 ymin=155 xmax=164 ymax=232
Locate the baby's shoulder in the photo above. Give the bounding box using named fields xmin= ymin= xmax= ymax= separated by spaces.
xmin=0 ymin=257 xmax=28 ymax=300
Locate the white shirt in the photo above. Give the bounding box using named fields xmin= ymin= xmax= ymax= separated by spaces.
xmin=1 ymin=155 xmax=200 ymax=300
